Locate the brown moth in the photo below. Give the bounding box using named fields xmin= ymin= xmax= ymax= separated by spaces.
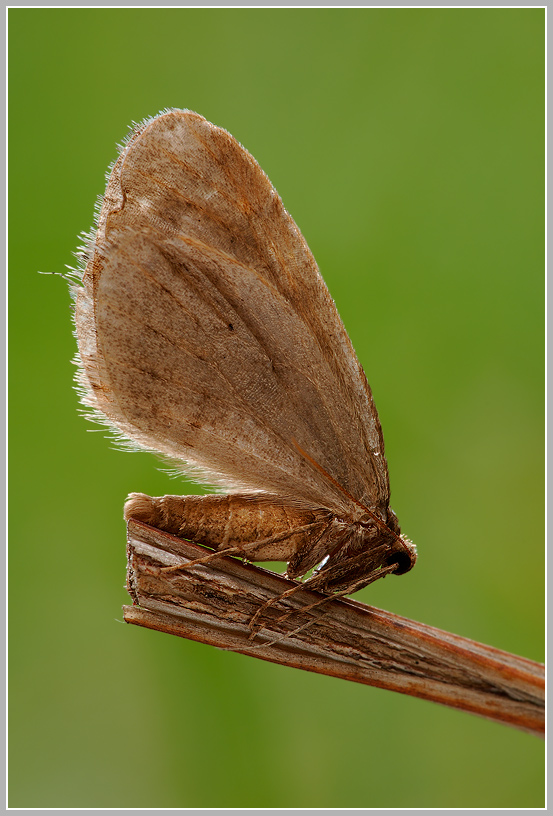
xmin=72 ymin=109 xmax=416 ymax=617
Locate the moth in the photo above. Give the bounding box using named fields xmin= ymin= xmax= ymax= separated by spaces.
xmin=72 ymin=109 xmax=416 ymax=618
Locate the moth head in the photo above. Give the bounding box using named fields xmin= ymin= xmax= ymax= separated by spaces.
xmin=306 ymin=528 xmax=417 ymax=595
xmin=353 ymin=507 xmax=416 ymax=577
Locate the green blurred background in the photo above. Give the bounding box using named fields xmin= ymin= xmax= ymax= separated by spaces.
xmin=9 ymin=7 xmax=544 ymax=809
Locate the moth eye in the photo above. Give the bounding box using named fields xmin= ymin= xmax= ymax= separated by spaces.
xmin=386 ymin=547 xmax=416 ymax=576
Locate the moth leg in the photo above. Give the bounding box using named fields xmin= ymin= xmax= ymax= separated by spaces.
xmin=159 ymin=522 xmax=325 ymax=575
xmin=247 ymin=578 xmax=315 ymax=639
xmin=159 ymin=546 xmax=243 ymax=574
xmin=250 ymin=569 xmax=398 ymax=650
xmin=245 ymin=518 xmax=336 ymax=636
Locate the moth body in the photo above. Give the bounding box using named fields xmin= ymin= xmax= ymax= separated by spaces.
xmin=73 ymin=109 xmax=416 ymax=604
xmin=124 ymin=491 xmax=415 ymax=595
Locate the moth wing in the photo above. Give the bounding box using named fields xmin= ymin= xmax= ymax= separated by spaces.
xmin=75 ymin=109 xmax=390 ymax=517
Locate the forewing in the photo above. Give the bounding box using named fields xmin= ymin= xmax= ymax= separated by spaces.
xmin=75 ymin=109 xmax=390 ymax=515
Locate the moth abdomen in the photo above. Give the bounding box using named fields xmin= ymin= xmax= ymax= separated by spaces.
xmin=124 ymin=492 xmax=331 ymax=564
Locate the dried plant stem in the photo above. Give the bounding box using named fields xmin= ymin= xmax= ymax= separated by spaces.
xmin=124 ymin=520 xmax=544 ymax=739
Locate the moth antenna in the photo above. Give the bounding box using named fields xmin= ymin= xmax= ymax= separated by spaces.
xmin=279 ymin=562 xmax=397 ymax=623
